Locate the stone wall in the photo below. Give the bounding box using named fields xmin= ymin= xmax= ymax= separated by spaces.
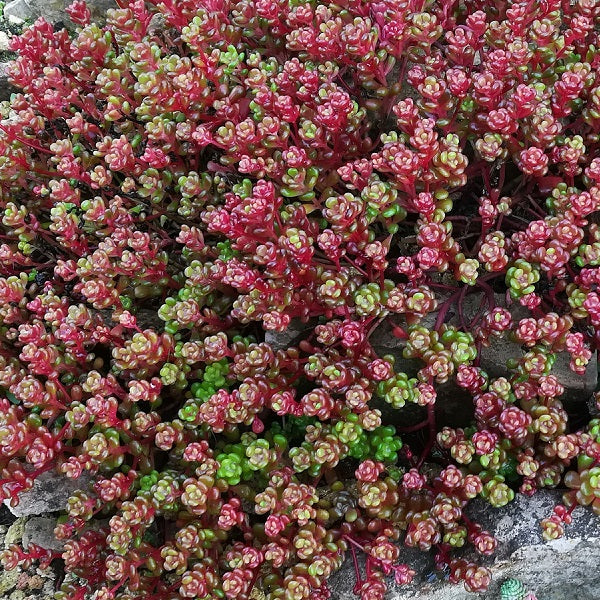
xmin=328 ymin=491 xmax=600 ymax=600
xmin=0 ymin=0 xmax=118 ymax=100
xmin=5 ymin=487 xmax=600 ymax=600
xmin=2 ymin=0 xmax=115 ymax=26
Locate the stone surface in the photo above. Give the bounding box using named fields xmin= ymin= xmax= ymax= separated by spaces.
xmin=0 ymin=30 xmax=11 ymax=51
xmin=465 ymin=293 xmax=597 ymax=403
xmin=328 ymin=490 xmax=600 ymax=599
xmin=267 ymin=293 xmax=598 ymax=407
xmin=476 ymin=340 xmax=597 ymax=405
xmin=0 ymin=568 xmax=19 ymax=595
xmin=4 ymin=515 xmax=25 ymax=546
xmin=4 ymin=471 xmax=91 ymax=517
xmin=6 ymin=13 xmax=24 ymax=25
xmin=589 ymin=393 xmax=600 ymax=417
xmin=265 ymin=293 xmax=597 ymax=429
xmin=370 ymin=291 xmax=598 ymax=405
xmin=3 ymin=0 xmax=117 ymax=25
xmin=0 ymin=503 xmax=16 ymax=526
xmin=22 ymin=516 xmax=64 ymax=551
xmin=0 ymin=516 xmax=57 ymax=598
xmin=0 ymin=61 xmax=17 ymax=101
xmin=265 ymin=318 xmax=316 ymax=351
xmin=0 ymin=519 xmax=21 ymax=594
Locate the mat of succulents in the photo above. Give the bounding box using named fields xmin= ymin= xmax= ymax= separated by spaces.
xmin=0 ymin=1 xmax=599 ymax=600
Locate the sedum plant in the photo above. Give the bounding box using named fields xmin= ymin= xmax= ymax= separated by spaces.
xmin=0 ymin=0 xmax=599 ymax=598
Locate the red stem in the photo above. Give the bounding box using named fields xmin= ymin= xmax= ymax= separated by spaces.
xmin=347 ymin=539 xmax=363 ymax=593
xmin=397 ymin=418 xmax=429 ymax=433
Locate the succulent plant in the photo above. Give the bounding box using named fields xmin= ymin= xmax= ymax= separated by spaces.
xmin=500 ymin=578 xmax=528 ymax=600
xmin=0 ymin=1 xmax=598 ymax=599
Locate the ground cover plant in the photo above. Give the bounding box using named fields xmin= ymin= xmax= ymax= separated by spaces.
xmin=0 ymin=0 xmax=599 ymax=598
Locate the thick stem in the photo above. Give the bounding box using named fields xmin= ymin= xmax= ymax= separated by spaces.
xmin=434 ymin=290 xmax=461 ymax=332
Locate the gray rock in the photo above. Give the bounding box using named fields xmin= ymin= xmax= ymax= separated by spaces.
xmin=328 ymin=490 xmax=600 ymax=599
xmin=482 ymin=342 xmax=597 ymax=404
xmin=265 ymin=318 xmax=315 ymax=351
xmin=589 ymin=394 xmax=600 ymax=417
xmin=3 ymin=0 xmax=117 ymax=26
xmin=148 ymin=12 xmax=165 ymax=35
xmin=0 ymin=30 xmax=11 ymax=51
xmin=22 ymin=516 xmax=63 ymax=551
xmin=3 ymin=515 xmax=25 ymax=546
xmin=0 ymin=567 xmax=18 ymax=595
xmin=369 ymin=292 xmax=597 ymax=405
xmin=477 ymin=345 xmax=596 ymax=408
xmin=0 ymin=62 xmax=17 ymax=101
xmin=3 ymin=0 xmax=59 ymax=24
xmin=4 ymin=471 xmax=92 ymax=517
xmin=465 ymin=293 xmax=597 ymax=403
xmin=468 ymin=490 xmax=600 ymax=600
